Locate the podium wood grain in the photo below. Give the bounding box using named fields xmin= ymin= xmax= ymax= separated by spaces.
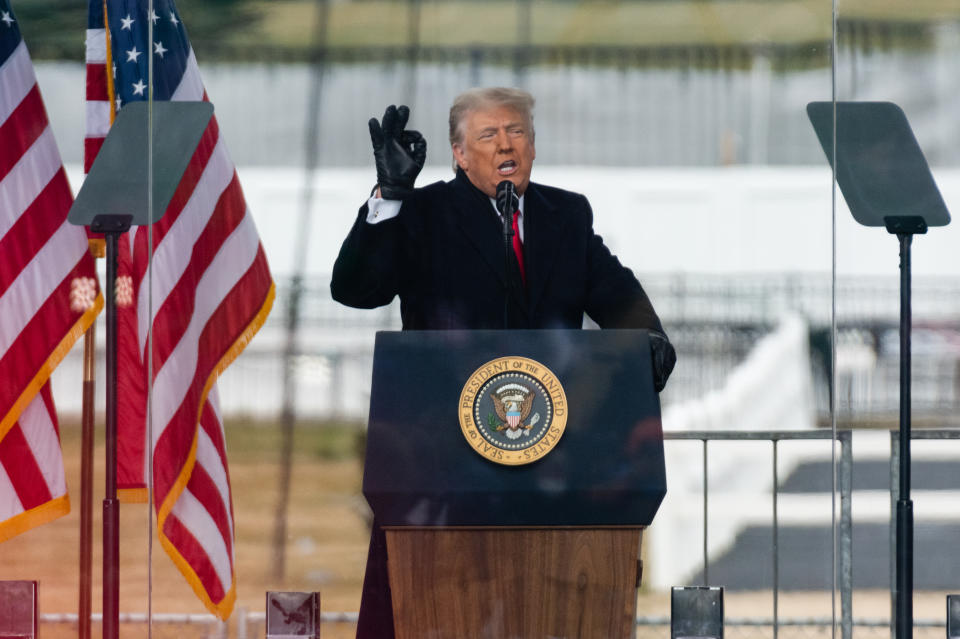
xmin=385 ymin=528 xmax=642 ymax=639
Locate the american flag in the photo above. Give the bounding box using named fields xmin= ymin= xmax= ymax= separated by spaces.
xmin=1 ymin=0 xmax=102 ymax=542
xmin=86 ymin=0 xmax=147 ymax=504
xmin=85 ymin=0 xmax=274 ymax=618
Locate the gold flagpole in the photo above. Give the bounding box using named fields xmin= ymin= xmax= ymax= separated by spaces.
xmin=78 ymin=326 xmax=95 ymax=639
xmin=79 ymin=239 xmax=103 ymax=639
xmin=81 ymin=4 xmax=113 ymax=632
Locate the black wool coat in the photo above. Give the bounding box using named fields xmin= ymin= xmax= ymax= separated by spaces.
xmin=331 ymin=169 xmax=665 ymax=333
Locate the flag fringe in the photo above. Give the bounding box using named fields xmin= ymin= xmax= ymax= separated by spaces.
xmin=155 ymin=280 xmax=275 ymax=619
xmin=158 ymin=530 xmax=237 ymax=620
xmin=0 ymin=494 xmax=71 ymax=543
xmin=0 ymin=293 xmax=104 ymax=442
xmin=118 ymin=487 xmax=149 ymax=503
xmin=88 ymin=238 xmax=106 ymax=258
xmin=102 ymin=0 xmax=116 ymax=123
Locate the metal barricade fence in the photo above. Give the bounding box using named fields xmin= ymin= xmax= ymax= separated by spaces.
xmin=38 ymin=429 xmax=960 ymax=638
xmin=888 ymin=429 xmax=960 ymax=639
xmin=664 ymin=430 xmax=854 ymax=639
xmin=36 ymin=611 xmax=950 ymax=638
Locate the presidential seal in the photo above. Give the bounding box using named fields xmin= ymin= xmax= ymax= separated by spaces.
xmin=458 ymin=356 xmax=568 ymax=465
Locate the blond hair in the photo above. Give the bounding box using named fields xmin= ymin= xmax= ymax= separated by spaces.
xmin=448 ymin=87 xmax=535 ymax=170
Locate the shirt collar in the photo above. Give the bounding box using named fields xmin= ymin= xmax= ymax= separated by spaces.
xmin=488 ymin=194 xmax=524 ymax=219
xmin=454 ymin=168 xmax=525 ymax=219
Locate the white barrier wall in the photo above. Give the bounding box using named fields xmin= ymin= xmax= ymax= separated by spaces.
xmin=649 ymin=315 xmax=816 ymax=588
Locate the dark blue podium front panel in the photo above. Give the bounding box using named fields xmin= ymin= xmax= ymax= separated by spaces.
xmin=362 ymin=329 xmax=666 ymax=527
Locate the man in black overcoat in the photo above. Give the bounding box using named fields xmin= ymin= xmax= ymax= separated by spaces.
xmin=330 ymin=87 xmax=676 ymax=638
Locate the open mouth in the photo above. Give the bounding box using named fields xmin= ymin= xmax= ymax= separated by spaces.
xmin=498 ymin=160 xmax=517 ymax=175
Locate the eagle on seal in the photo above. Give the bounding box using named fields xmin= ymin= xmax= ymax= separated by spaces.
xmin=491 ymin=383 xmax=535 ymax=440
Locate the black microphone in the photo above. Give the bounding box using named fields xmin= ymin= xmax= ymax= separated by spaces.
xmin=496 ymin=180 xmax=517 ymax=328
xmin=496 ymin=180 xmax=517 ymax=220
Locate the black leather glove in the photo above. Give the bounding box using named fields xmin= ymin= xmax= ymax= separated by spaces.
xmin=368 ymin=104 xmax=427 ymax=200
xmin=649 ymin=331 xmax=677 ymax=393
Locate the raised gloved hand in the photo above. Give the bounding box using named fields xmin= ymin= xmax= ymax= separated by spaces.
xmin=649 ymin=331 xmax=677 ymax=393
xmin=369 ymin=104 xmax=427 ymax=200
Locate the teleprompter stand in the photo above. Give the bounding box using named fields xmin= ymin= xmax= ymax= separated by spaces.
xmin=68 ymin=101 xmax=213 ymax=639
xmin=808 ymin=101 xmax=951 ymax=639
xmin=363 ymin=329 xmax=666 ymax=638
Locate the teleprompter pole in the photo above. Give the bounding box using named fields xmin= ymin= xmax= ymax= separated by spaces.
xmin=103 ymin=229 xmax=119 ymax=639
xmin=886 ymin=216 xmax=926 ymax=639
xmin=92 ymin=216 xmax=132 ymax=639
xmin=895 ymin=231 xmax=914 ymax=639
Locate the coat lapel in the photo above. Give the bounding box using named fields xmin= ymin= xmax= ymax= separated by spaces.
xmin=523 ymin=182 xmax=567 ymax=318
xmin=451 ymin=172 xmax=530 ymax=320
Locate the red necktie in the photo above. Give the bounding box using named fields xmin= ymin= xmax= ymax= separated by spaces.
xmin=512 ymin=210 xmax=526 ymax=287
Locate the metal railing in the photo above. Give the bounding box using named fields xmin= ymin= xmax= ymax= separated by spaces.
xmin=39 ymin=429 xmax=960 ymax=638
xmin=664 ymin=429 xmax=854 ymax=639
xmin=888 ymin=428 xmax=960 ymax=639
xmin=38 ymin=611 xmax=950 ymax=638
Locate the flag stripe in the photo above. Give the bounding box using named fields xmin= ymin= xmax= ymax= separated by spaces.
xmin=83 ymin=23 xmax=108 ymax=175
xmin=163 ymin=514 xmax=227 ymax=603
xmin=0 ymin=85 xmax=45 ymax=179
xmin=192 ymin=249 xmax=271 ymax=387
xmin=150 ymin=214 xmax=261 ymax=449
xmin=0 ymin=459 xmax=24 ymax=521
xmin=140 ymin=115 xmax=221 ymax=258
xmin=0 ymin=217 xmax=90 ymax=358
xmin=185 ymin=460 xmax=233 ymax=563
xmin=85 ymin=100 xmax=110 ymax=138
xmin=146 ymin=174 xmax=246 ymax=365
xmin=0 ymin=264 xmax=96 ymax=424
xmin=19 ymin=384 xmax=65 ymax=497
xmin=170 ymin=48 xmax=202 ymax=101
xmin=83 ymin=138 xmax=105 ymax=173
xmin=116 ymin=234 xmax=148 ymax=492
xmin=85 ymin=62 xmax=107 ymax=100
xmin=137 ymin=134 xmax=234 ymax=352
xmin=0 ymin=169 xmax=72 ymax=294
xmin=85 ymin=28 xmax=106 ymax=63
xmin=0 ymin=40 xmax=33 ymax=126
xmin=152 ymin=248 xmax=269 ymax=501
xmin=196 ymin=406 xmax=233 ymax=539
xmin=169 ymin=488 xmax=232 ymax=592
xmin=185 ymin=465 xmax=232 ymax=561
xmin=0 ymin=422 xmax=53 ymax=510
xmin=0 ymin=125 xmax=62 ymax=239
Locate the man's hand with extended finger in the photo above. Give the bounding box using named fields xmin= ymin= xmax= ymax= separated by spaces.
xmin=369 ymin=104 xmax=427 ymax=200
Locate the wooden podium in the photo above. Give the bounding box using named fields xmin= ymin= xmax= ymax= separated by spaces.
xmin=363 ymin=330 xmax=666 ymax=639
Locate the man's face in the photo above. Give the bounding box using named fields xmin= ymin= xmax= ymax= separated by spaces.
xmin=452 ymin=105 xmax=536 ymax=198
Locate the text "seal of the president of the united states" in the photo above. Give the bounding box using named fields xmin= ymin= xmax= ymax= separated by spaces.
xmin=458 ymin=356 xmax=568 ymax=465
